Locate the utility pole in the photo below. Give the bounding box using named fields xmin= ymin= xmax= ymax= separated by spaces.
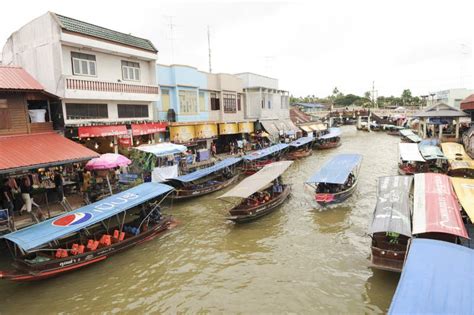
xmin=165 ymin=15 xmax=176 ymax=63
xmin=207 ymin=25 xmax=212 ymax=73
xmin=371 ymin=81 xmax=378 ymax=108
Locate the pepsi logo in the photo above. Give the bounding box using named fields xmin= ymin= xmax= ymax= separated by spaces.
xmin=52 ymin=212 xmax=93 ymax=227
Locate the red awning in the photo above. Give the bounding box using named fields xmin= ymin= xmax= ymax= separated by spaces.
xmin=78 ymin=125 xmax=128 ymax=138
xmin=131 ymin=123 xmax=168 ymax=136
xmin=0 ymin=132 xmax=99 ymax=174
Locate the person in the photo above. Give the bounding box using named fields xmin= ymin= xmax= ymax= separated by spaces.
xmin=1 ymin=178 xmax=14 ymax=215
xmin=19 ymin=176 xmax=43 ymax=221
xmin=211 ymin=142 xmax=217 ymax=157
xmin=54 ymin=171 xmax=64 ymax=201
xmin=237 ymin=140 xmax=243 ymax=154
xmin=229 ymin=142 xmax=235 ymax=155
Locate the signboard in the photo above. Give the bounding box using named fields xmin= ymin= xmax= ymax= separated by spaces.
xmin=118 ymin=137 xmax=132 ymax=147
xmin=170 ymin=125 xmax=195 ymax=142
xmin=219 ymin=123 xmax=239 ymax=135
xmin=195 ymin=124 xmax=218 ymax=139
xmin=131 ymin=123 xmax=168 ymax=136
xmin=78 ymin=125 xmax=128 ymax=138
xmin=238 ymin=122 xmax=255 ymax=133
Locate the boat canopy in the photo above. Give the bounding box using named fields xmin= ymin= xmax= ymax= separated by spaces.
xmin=368 ymin=176 xmax=413 ymax=237
xmin=399 ymin=129 xmax=421 ymax=143
xmin=398 ymin=143 xmax=425 ymax=162
xmin=418 ymin=145 xmax=447 ymax=160
xmin=171 ymin=157 xmax=242 ymax=183
xmin=289 ymin=136 xmax=314 ymax=148
xmin=218 ymin=161 xmax=293 ymax=199
xmin=450 ymin=177 xmax=474 ymax=222
xmin=135 ymin=142 xmax=187 ymax=157
xmin=412 ymin=173 xmax=468 ymax=238
xmin=389 ymin=239 xmax=474 ymax=315
xmin=319 ymin=127 xmax=341 ymax=139
xmin=2 ymin=183 xmax=174 ymax=252
xmin=306 ymin=154 xmax=363 ymax=185
xmin=419 ymin=138 xmax=440 ymax=147
xmin=441 ymin=142 xmax=472 ymax=161
xmin=243 ymin=143 xmax=289 ymax=161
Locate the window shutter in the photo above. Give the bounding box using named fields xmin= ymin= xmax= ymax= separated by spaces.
xmin=89 ymin=61 xmax=96 ymax=76
xmin=134 ymin=68 xmax=140 ymax=81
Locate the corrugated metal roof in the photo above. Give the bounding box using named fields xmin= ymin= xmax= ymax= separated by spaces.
xmin=414 ymin=103 xmax=468 ymax=118
xmin=0 ymin=66 xmax=44 ymax=91
xmin=54 ymin=13 xmax=157 ymax=53
xmin=0 ymin=132 xmax=99 ymax=174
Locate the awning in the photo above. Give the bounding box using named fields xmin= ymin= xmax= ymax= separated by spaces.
xmin=398 ymin=143 xmax=425 ymax=162
xmin=135 ymin=142 xmax=187 ymax=157
xmin=131 ymin=122 xmax=167 ymax=136
xmin=368 ymin=176 xmax=413 ymax=237
xmin=218 ymin=161 xmax=293 ymax=199
xmin=2 ymin=182 xmax=174 ymax=252
xmin=306 ymin=154 xmax=363 ymax=185
xmin=243 ymin=143 xmax=289 ymax=161
xmin=412 ymin=173 xmax=468 ymax=238
xmin=171 ymin=157 xmax=242 ymax=183
xmin=310 ymin=123 xmax=327 ymax=131
xmin=0 ymin=132 xmax=98 ymax=174
xmin=389 ymin=239 xmax=474 ymax=315
xmin=260 ymin=120 xmax=280 ymax=139
xmin=78 ymin=125 xmax=128 ymax=138
xmin=283 ymin=119 xmax=300 ymax=133
xmin=418 ymin=145 xmax=447 ymax=160
xmin=299 ymin=125 xmax=313 ymax=133
xmin=319 ymin=127 xmax=341 ymax=139
xmin=450 ymin=177 xmax=474 ymax=222
xmin=289 ymin=136 xmax=314 ymax=148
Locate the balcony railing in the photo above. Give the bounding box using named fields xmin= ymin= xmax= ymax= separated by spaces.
xmin=66 ymin=78 xmax=159 ymax=95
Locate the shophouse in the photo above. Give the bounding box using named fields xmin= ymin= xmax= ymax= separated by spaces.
xmin=2 ymin=12 xmax=166 ymax=153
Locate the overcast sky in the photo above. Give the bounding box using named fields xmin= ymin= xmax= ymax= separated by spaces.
xmin=1 ymin=0 xmax=473 ymax=97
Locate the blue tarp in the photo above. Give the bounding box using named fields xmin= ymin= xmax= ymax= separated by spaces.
xmin=306 ymin=154 xmax=363 ymax=184
xmin=171 ymin=157 xmax=242 ymax=183
xmin=2 ymin=183 xmax=174 ymax=252
xmin=243 ymin=143 xmax=289 ymax=161
xmin=289 ymin=136 xmax=314 ymax=148
xmin=389 ymin=239 xmax=474 ymax=314
xmin=319 ymin=127 xmax=342 ymax=139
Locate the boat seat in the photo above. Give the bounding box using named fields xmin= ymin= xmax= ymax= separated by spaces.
xmin=119 ymin=231 xmax=125 ymax=241
xmin=70 ymin=244 xmax=79 ymax=255
xmin=113 ymin=229 xmax=119 ymax=239
xmin=77 ymin=245 xmax=85 ymax=254
xmin=99 ymin=235 xmax=112 ymax=247
xmin=55 ymin=249 xmax=68 ymax=258
xmin=87 ymin=239 xmax=99 ymax=251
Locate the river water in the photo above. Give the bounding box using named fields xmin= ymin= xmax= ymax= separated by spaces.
xmin=0 ymin=126 xmax=403 ymax=314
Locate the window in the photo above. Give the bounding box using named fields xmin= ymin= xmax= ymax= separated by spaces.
xmin=65 ymin=103 xmax=108 ymax=119
xmin=199 ymin=91 xmax=206 ymax=112
xmin=117 ymin=104 xmax=149 ymax=118
xmin=261 ymin=99 xmax=265 ymax=109
xmin=71 ymin=52 xmax=97 ymax=76
xmin=179 ymin=90 xmax=198 ymax=114
xmin=237 ymin=94 xmax=242 ymax=111
xmin=161 ymin=89 xmax=170 ymax=112
xmin=223 ymin=93 xmax=236 ymax=113
xmin=0 ymin=100 xmax=11 ymax=129
xmin=122 ymin=60 xmax=140 ymax=81
xmin=211 ymin=92 xmax=220 ymax=111
xmin=268 ymin=100 xmax=272 ymax=109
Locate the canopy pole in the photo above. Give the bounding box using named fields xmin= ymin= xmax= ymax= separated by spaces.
xmin=106 ymin=174 xmax=113 ymax=196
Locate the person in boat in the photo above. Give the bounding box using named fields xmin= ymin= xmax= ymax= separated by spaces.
xmin=247 ymin=194 xmax=259 ymax=206
xmin=272 ymin=178 xmax=283 ymax=194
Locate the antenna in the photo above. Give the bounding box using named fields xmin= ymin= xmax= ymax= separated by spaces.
xmin=208 ymin=25 xmax=212 ymax=73
xmin=164 ymin=15 xmax=176 ymax=63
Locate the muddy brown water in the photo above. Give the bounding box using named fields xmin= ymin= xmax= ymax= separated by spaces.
xmin=0 ymin=126 xmax=402 ymax=314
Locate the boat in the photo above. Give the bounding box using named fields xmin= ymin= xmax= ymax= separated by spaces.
xmin=385 ymin=125 xmax=406 ymax=136
xmin=305 ymin=154 xmax=363 ymax=205
xmin=399 ymin=129 xmax=422 ymax=143
xmin=450 ymin=177 xmax=474 ymax=248
xmin=441 ymin=142 xmax=474 ymax=178
xmin=241 ymin=143 xmax=289 ymax=175
xmin=418 ymin=144 xmax=448 ymax=173
xmin=168 ymin=157 xmax=241 ymax=199
xmin=313 ymin=127 xmax=342 ymax=149
xmin=219 ymin=161 xmax=293 ymax=223
xmin=368 ymin=176 xmax=413 ymax=273
xmin=412 ymin=173 xmax=468 ymax=243
xmin=0 ymin=183 xmax=176 ymax=281
xmin=398 ymin=143 xmax=426 ymax=175
xmin=286 ymin=136 xmax=314 ymax=160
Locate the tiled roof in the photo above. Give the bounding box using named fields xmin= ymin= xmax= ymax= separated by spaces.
xmin=461 ymin=94 xmax=474 ymax=105
xmin=0 ymin=66 xmax=44 ymax=91
xmin=415 ymin=103 xmax=468 ymax=118
xmin=54 ymin=13 xmax=157 ymax=53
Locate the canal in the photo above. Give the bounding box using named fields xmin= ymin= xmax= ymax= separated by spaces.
xmin=0 ymin=126 xmax=402 ymax=314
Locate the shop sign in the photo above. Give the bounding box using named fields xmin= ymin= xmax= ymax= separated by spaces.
xmin=118 ymin=137 xmax=132 ymax=147
xmin=131 ymin=123 xmax=168 ymax=136
xmin=170 ymin=125 xmax=196 ymax=142
xmin=195 ymin=124 xmax=218 ymax=139
xmin=238 ymin=122 xmax=255 ymax=133
xmin=218 ymin=123 xmax=239 ymax=135
xmin=78 ymin=125 xmax=128 ymax=138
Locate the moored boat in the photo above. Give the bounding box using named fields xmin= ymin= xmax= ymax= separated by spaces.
xmin=398 ymin=143 xmax=426 ymax=175
xmin=313 ymin=127 xmax=342 ymax=149
xmin=418 ymin=144 xmax=448 ymax=173
xmin=286 ymin=136 xmax=314 ymax=160
xmin=441 ymin=142 xmax=474 ymax=178
xmin=305 ymin=154 xmax=363 ymax=205
xmin=368 ymin=176 xmax=413 ymax=273
xmin=385 ymin=125 xmax=406 ymax=136
xmin=399 ymin=129 xmax=422 ymax=143
xmin=219 ymin=161 xmax=293 ymax=223
xmin=241 ymin=143 xmax=289 ymax=175
xmin=0 ymin=183 xmax=176 ymax=281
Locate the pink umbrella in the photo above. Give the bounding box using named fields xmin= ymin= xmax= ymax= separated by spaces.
xmin=85 ymin=154 xmax=132 ymax=195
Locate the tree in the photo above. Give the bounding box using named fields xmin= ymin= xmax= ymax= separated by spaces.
xmin=401 ymin=89 xmax=412 ymax=106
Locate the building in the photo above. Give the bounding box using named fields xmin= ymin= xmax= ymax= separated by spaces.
xmin=433 ymin=88 xmax=474 ymax=109
xmin=291 ymin=102 xmax=328 ymax=114
xmin=2 ymin=12 xmax=166 ymax=153
xmin=460 ymin=94 xmax=474 ymax=121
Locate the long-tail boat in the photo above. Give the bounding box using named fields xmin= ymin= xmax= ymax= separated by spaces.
xmin=286 ymin=136 xmax=314 ymax=160
xmin=441 ymin=142 xmax=474 ymax=178
xmin=368 ymin=176 xmax=413 ymax=273
xmin=450 ymin=177 xmax=474 ymax=247
xmin=313 ymin=127 xmax=342 ymax=149
xmin=241 ymin=143 xmax=289 ymax=175
xmin=418 ymin=144 xmax=448 ymax=174
xmin=219 ymin=161 xmax=293 ymax=223
xmin=0 ymin=183 xmax=176 ymax=281
xmin=398 ymin=143 xmax=426 ymax=175
xmin=305 ymin=154 xmax=363 ymax=205
xmin=399 ymin=129 xmax=421 ymax=143
xmin=168 ymin=157 xmax=242 ymax=199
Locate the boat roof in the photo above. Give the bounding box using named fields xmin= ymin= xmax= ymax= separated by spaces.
xmin=2 ymin=183 xmax=174 ymax=252
xmin=412 ymin=173 xmax=468 ymax=238
xmin=398 ymin=143 xmax=425 ymax=162
xmin=399 ymin=129 xmax=422 ymax=143
xmin=319 ymin=127 xmax=341 ymax=139
xmin=418 ymin=145 xmax=447 ymax=160
xmin=170 ymin=157 xmax=241 ymax=183
xmin=289 ymin=136 xmax=314 ymax=148
xmin=368 ymin=176 xmax=413 ymax=237
xmin=306 ymin=154 xmax=363 ymax=185
xmin=441 ymin=142 xmax=472 ymax=161
xmin=450 ymin=177 xmax=474 ymax=222
xmin=243 ymin=143 xmax=289 ymax=161
xmin=218 ymin=161 xmax=293 ymax=199
xmin=419 ymin=138 xmax=440 ymax=147
xmin=389 ymin=239 xmax=474 ymax=314
xmin=135 ymin=142 xmax=187 ymax=157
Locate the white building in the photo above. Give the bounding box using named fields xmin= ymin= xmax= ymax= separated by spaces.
xmin=2 ymin=12 xmax=159 ymax=130
xmin=434 ymin=88 xmax=474 ymax=108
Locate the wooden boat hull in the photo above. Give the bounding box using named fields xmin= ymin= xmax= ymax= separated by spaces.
xmin=227 ymin=186 xmax=291 ymax=223
xmin=369 ymin=246 xmax=406 ymax=273
xmin=315 ymin=181 xmax=358 ymax=206
xmin=172 ymin=174 xmax=240 ymax=200
xmin=387 ymin=131 xmax=400 ymax=136
xmin=241 ymin=159 xmax=275 ymax=175
xmin=0 ymin=217 xmax=177 ymax=282
xmin=313 ymin=141 xmax=341 ymax=150
xmin=286 ymin=149 xmax=312 ymax=160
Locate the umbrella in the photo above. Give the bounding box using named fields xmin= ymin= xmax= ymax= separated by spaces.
xmin=85 ymin=154 xmax=132 ymax=195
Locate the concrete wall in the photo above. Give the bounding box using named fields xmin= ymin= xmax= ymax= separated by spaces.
xmin=435 ymin=88 xmax=474 ymax=108
xmin=236 ymin=72 xmax=279 ymax=89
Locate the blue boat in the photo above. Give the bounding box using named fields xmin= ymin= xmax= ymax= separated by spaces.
xmin=286 ymin=136 xmax=314 ymax=160
xmin=306 ymin=154 xmax=363 ymax=205
xmin=242 ymin=143 xmax=289 ymax=174
xmin=314 ymin=128 xmax=342 ymax=149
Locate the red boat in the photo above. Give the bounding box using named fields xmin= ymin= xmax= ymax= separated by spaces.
xmin=286 ymin=136 xmax=314 ymax=160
